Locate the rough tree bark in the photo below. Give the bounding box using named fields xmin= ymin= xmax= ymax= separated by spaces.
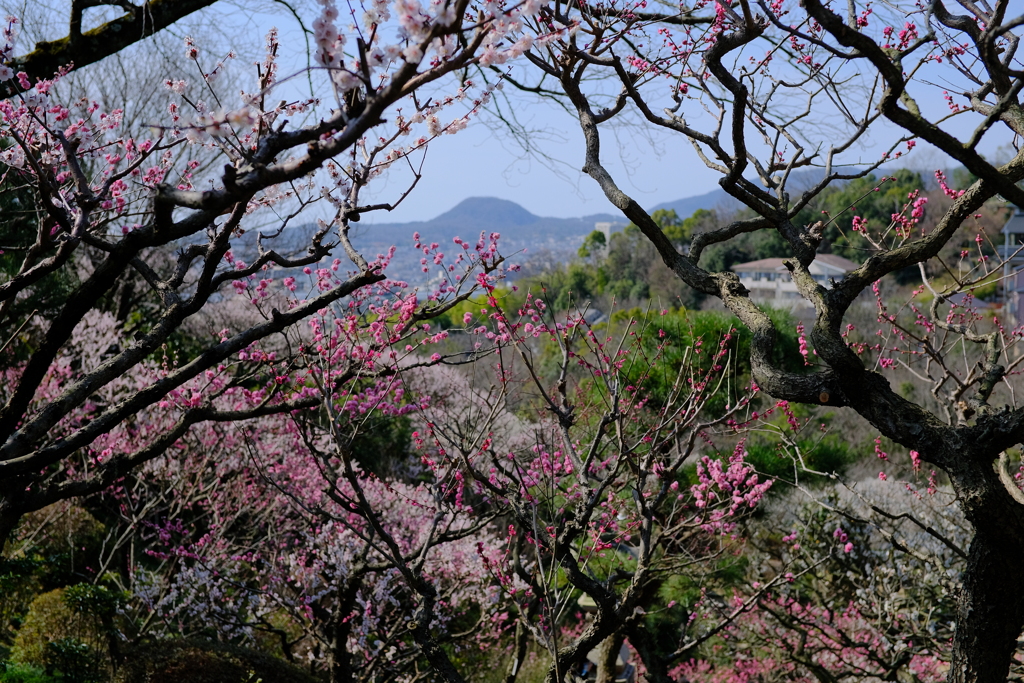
xmin=2 ymin=0 xmax=217 ymax=96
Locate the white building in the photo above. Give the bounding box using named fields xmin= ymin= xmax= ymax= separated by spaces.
xmin=731 ymin=254 xmax=859 ymax=303
xmin=594 ymin=221 xmax=623 ymax=242
xmin=1001 ymin=208 xmax=1024 ymax=323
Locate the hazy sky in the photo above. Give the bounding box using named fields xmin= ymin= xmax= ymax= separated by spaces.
xmin=8 ymin=1 xmax=1014 ymax=224
xmin=244 ymin=0 xmax=730 ymax=223
xmin=160 ymin=2 xmax=936 ymax=224
xmin=231 ymin=1 xmax=1012 ymax=224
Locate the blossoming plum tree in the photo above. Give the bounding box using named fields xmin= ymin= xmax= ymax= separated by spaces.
xmin=0 ymin=0 xmax=558 ymax=555
xmin=687 ymin=477 xmax=969 ymax=682
xmin=2 ymin=212 xmax=522 ymax=679
xmin=2 ymin=280 xmax=783 ymax=683
xmin=411 ymin=295 xmax=792 ymax=682
xmin=115 ymin=404 xmax=502 ymax=683
xmin=0 ymin=3 xmax=782 ymax=680
xmin=506 ymin=0 xmax=1024 ymax=680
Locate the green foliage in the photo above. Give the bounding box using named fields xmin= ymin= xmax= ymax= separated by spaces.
xmin=952 ymin=167 xmax=978 ymax=191
xmin=512 ymin=263 xmax=591 ymax=313
xmin=744 ymin=431 xmax=854 ymax=483
xmin=434 ymin=285 xmax=524 ymax=330
xmin=622 ymin=308 xmax=747 ymax=410
xmin=1 ymin=506 xmax=112 ymax=657
xmin=0 ymin=559 xmax=40 ymax=594
xmin=966 ymin=273 xmax=1000 ymax=301
xmin=578 ymin=229 xmax=607 ymax=258
xmin=649 ymin=209 xmax=685 ymax=242
xmin=61 ymin=585 xmax=124 ymax=626
xmin=0 ymin=663 xmax=58 ymax=683
xmin=521 ymin=208 xmax=712 ymax=312
xmin=793 ymin=170 xmax=925 ymax=275
xmin=348 ymin=412 xmax=414 ymax=478
xmin=113 ymin=640 xmax=320 ymax=683
xmin=698 ymin=227 xmax=790 ymax=273
xmin=43 ymin=639 xmax=104 ymax=683
xmin=676 ymin=208 xmax=716 ymax=242
xmin=9 ymin=588 xmax=108 ymax=674
xmin=9 ymin=590 xmax=64 ymax=667
xmin=18 ymin=505 xmax=106 ymax=592
xmin=0 ymin=558 xmax=41 ymax=652
xmin=729 ymin=401 xmax=858 ymax=486
xmin=636 ymin=554 xmax=751 ymax=662
xmin=614 ymin=307 xmax=804 ymax=412
xmin=697 ymin=171 xmax=926 ymax=277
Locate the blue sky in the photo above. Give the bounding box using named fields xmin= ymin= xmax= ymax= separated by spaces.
xmin=7 ymin=1 xmax=1015 ymax=224
xmin=236 ymin=1 xmax=1012 ymax=224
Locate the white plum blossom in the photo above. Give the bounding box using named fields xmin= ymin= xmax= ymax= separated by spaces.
xmin=430 ymin=0 xmax=456 ymax=26
xmin=1 ymin=15 xmax=17 ymax=62
xmin=402 ymin=44 xmax=424 ymax=63
xmin=426 ymin=114 xmax=441 ymax=136
xmin=164 ymin=79 xmax=187 ymax=94
xmin=478 ymin=45 xmax=502 ymax=67
xmin=363 ymin=0 xmax=392 ymax=28
xmin=431 ymin=35 xmax=456 ymax=59
xmin=445 ymin=117 xmax=467 ymax=134
xmin=395 ymin=0 xmax=430 ymax=41
xmin=507 ymin=34 xmax=534 ymax=58
xmin=313 ymin=0 xmax=346 ymax=69
xmin=0 ymin=145 xmax=24 ymax=168
xmin=332 ymin=69 xmax=360 ymax=93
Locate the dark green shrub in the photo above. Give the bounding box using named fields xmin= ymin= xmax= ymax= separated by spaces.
xmin=43 ymin=639 xmax=104 ymax=683
xmin=114 ymin=640 xmax=320 ymax=683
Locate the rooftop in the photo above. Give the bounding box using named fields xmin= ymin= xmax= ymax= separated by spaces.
xmin=1002 ymin=208 xmax=1024 ymax=235
xmin=730 ymin=254 xmax=859 ymax=274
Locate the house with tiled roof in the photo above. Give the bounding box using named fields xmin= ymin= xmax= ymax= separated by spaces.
xmin=730 ymin=254 xmax=859 ymax=303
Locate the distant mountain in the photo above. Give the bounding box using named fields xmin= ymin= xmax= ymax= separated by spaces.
xmin=428 ymin=197 xmax=540 ymax=228
xmin=651 ymin=187 xmax=738 ymax=217
xmin=348 ymin=197 xmax=623 ymax=281
xmin=354 ymin=196 xmax=620 ymax=240
xmin=230 ymin=175 xmax=881 ymax=286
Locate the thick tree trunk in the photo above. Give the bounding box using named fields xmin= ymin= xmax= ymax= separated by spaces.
xmin=949 ymin=530 xmax=1024 ymax=683
xmin=594 ymin=633 xmax=623 ymax=683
